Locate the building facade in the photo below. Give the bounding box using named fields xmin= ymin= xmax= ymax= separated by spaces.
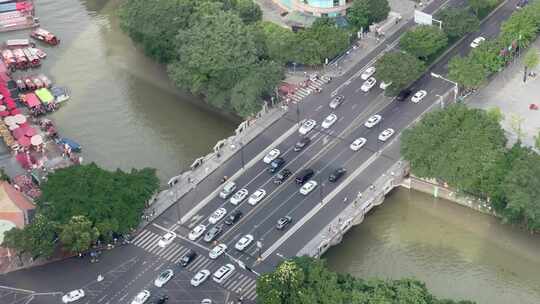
xmin=274 ymin=0 xmax=353 ymax=17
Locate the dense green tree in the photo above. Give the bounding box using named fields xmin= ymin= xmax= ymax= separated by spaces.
xmin=401 ymin=104 xmax=507 ymax=196
xmin=1 ymin=227 xmax=31 ymax=258
xmin=60 ymin=215 xmax=99 ymax=254
xmin=375 ymin=52 xmax=426 ymax=95
xmin=448 ymin=55 xmax=487 ymax=88
xmin=259 ymin=22 xmax=297 ymax=63
xmin=231 ymin=60 xmax=283 ymax=117
xmin=535 ymin=131 xmax=540 ymax=151
xmin=234 ymin=0 xmax=262 ymax=24
xmin=258 ymin=257 xmax=475 ymax=304
xmin=347 ymin=0 xmax=390 ymax=29
xmin=499 ymin=9 xmax=538 ymax=49
xmin=469 ymin=0 xmax=498 ymax=17
xmin=435 ymin=7 xmax=480 ymax=40
xmin=292 ymin=18 xmax=350 ymax=65
xmin=469 ymin=40 xmax=506 ymax=75
xmin=399 ymin=25 xmax=448 ymax=60
xmin=486 ymin=106 xmax=504 ymax=122
xmin=22 ymin=215 xmax=57 ymax=258
xmin=168 ymin=9 xmax=259 ymax=111
xmin=502 ymin=146 xmax=540 ymax=231
xmin=118 ymin=0 xmax=196 ymax=63
xmin=38 ymin=163 xmax=158 ymax=236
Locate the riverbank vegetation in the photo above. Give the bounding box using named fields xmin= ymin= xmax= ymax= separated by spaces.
xmin=257 ymin=256 xmax=475 ymax=304
xmin=2 ymin=163 xmax=159 ymax=258
xmin=401 ymin=104 xmax=540 ymax=232
xmin=448 ymin=0 xmax=540 ymax=89
xmin=118 ymin=0 xmax=353 ymax=118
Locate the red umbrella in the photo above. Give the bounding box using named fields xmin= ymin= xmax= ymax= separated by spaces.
xmin=10 ymin=108 xmax=21 ymax=115
xmin=0 ymin=111 xmax=9 ymax=117
xmin=18 ymin=136 xmax=31 ymax=147
xmin=18 ymin=122 xmax=29 ymax=129
xmin=25 ymin=127 xmax=36 ymax=137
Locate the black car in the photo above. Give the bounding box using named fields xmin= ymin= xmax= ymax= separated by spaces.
xmin=203 ymin=225 xmax=223 ymax=243
xmin=274 ymin=168 xmax=292 ymax=184
xmin=225 ymin=210 xmax=243 ymax=225
xmin=294 ymin=137 xmax=311 ymax=152
xmin=179 ymin=249 xmax=197 ymax=267
xmin=154 ymin=296 xmax=169 ymax=304
xmin=396 ymin=89 xmax=412 ymax=101
xmin=276 ymin=216 xmax=292 ymax=230
xmin=295 ymin=168 xmax=314 ymax=185
xmin=268 ymin=157 xmax=286 ymax=173
xmin=329 ymin=168 xmax=347 ymax=182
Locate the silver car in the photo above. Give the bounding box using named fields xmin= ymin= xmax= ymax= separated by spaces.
xmin=154 ymin=269 xmax=174 ymax=288
xmin=191 ymin=269 xmax=211 ymax=287
xmin=329 ymin=95 xmax=344 ymax=109
xmin=360 ymin=77 xmax=377 ymax=92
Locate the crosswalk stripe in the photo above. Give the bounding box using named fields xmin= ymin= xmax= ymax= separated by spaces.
xmin=187 ymin=257 xmax=207 ymax=271
xmin=138 ymin=232 xmax=159 ymax=249
xmin=223 ymin=273 xmax=242 ymax=289
xmin=170 ymin=248 xmax=189 ymax=262
xmin=231 ymin=276 xmax=250 ymax=292
xmin=193 ymin=259 xmax=212 ymax=272
xmin=132 ymin=230 xmax=151 ymax=244
xmin=173 ymin=248 xmax=191 ymax=263
xmin=136 ymin=231 xmax=157 ymax=248
xmin=150 ymin=244 xmax=168 ymax=255
xmin=244 ymin=280 xmax=256 ymax=294
xmin=245 ymin=283 xmax=257 ymax=300
xmin=161 ymin=245 xmax=180 ymax=260
xmin=163 ymin=245 xmax=182 ymax=261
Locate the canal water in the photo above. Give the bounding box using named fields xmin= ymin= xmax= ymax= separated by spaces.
xmin=3 ymin=1 xmax=540 ymax=303
xmin=2 ymin=0 xmax=236 ymax=182
xmin=325 ymin=188 xmax=540 ymax=304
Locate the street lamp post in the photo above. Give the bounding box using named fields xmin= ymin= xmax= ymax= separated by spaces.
xmin=430 ymin=72 xmax=458 ymax=102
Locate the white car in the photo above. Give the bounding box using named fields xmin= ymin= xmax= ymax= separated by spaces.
xmin=229 ymin=188 xmax=249 ymax=205
xmin=321 ymin=113 xmax=338 ymax=129
xmin=235 ymin=234 xmax=254 ymax=251
xmin=361 ymin=66 xmax=376 ymax=80
xmin=154 ymin=269 xmax=174 ymax=288
xmin=263 ymin=148 xmax=280 ymax=164
xmin=361 ymin=77 xmax=377 ymax=92
xmin=201 ymin=299 xmax=213 ymax=304
xmin=131 ymin=290 xmax=150 ymax=304
xmin=248 ymin=189 xmax=266 ymax=205
xmin=379 ymin=81 xmax=392 ymax=90
xmin=299 ymin=180 xmax=318 ymax=195
xmin=188 ymin=224 xmax=206 ymax=241
xmin=62 ymin=289 xmax=85 ymax=303
xmin=378 ymin=128 xmax=395 ymax=142
xmin=350 ymin=138 xmax=367 ymax=151
xmin=299 ymin=119 xmax=317 ymax=135
xmin=157 ymin=232 xmax=176 ymax=248
xmin=191 ymin=269 xmax=211 ymax=287
xmin=208 ymin=207 xmax=227 ymax=224
xmin=411 ymin=90 xmax=427 ymax=103
xmin=209 ymin=243 xmax=228 ymax=259
xmin=213 ymin=264 xmax=235 ymax=283
xmin=470 ymin=36 xmax=485 ymax=48
xmin=364 ymin=114 xmax=382 ymax=128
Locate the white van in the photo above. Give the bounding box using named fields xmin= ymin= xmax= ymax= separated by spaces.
xmin=219 ymin=182 xmax=237 ymax=199
xmin=212 ymin=264 xmax=235 ymax=283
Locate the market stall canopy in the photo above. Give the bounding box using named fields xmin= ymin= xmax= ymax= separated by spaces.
xmin=13 ymin=114 xmax=26 ymax=124
xmin=10 ymin=108 xmax=21 ymax=115
xmin=8 ymin=124 xmax=18 ymax=131
xmin=24 ymin=127 xmax=36 ymax=137
xmin=4 ymin=116 xmax=16 ymax=126
xmin=35 ymin=88 xmax=54 ymax=104
xmin=0 ymin=111 xmax=8 ymax=117
xmin=17 ymin=136 xmax=30 ymax=147
xmin=25 ymin=93 xmax=40 ymax=108
xmin=12 ymin=127 xmax=25 ymax=139
xmin=30 ymin=134 xmax=42 ymax=146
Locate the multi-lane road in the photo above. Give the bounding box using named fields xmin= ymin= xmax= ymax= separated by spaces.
xmin=0 ymin=0 xmax=520 ymax=303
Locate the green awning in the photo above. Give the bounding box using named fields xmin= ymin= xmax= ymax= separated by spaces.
xmin=35 ymin=88 xmax=54 ymax=104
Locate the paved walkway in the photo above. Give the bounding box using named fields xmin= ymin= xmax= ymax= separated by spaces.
xmin=467 ymin=40 xmax=540 ymax=150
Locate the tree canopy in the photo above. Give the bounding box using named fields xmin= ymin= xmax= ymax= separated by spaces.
xmin=347 ymin=0 xmax=391 ymax=30
xmin=399 ymin=25 xmax=448 ymax=60
xmin=1 ymin=163 xmax=159 ymax=258
xmin=435 ymin=7 xmax=480 ymax=40
xmin=375 ymin=52 xmax=426 ymax=95
xmin=257 ymin=256 xmax=475 ymax=304
xmin=448 ymin=55 xmax=487 ymax=89
xmin=401 ymin=104 xmax=507 ymax=196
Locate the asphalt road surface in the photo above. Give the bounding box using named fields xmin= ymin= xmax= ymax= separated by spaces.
xmin=0 ymin=0 xmax=519 ymax=303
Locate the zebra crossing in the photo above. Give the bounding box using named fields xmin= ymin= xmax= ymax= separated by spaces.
xmin=131 ymin=229 xmax=258 ymax=300
xmin=290 ymin=77 xmax=327 ymax=103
